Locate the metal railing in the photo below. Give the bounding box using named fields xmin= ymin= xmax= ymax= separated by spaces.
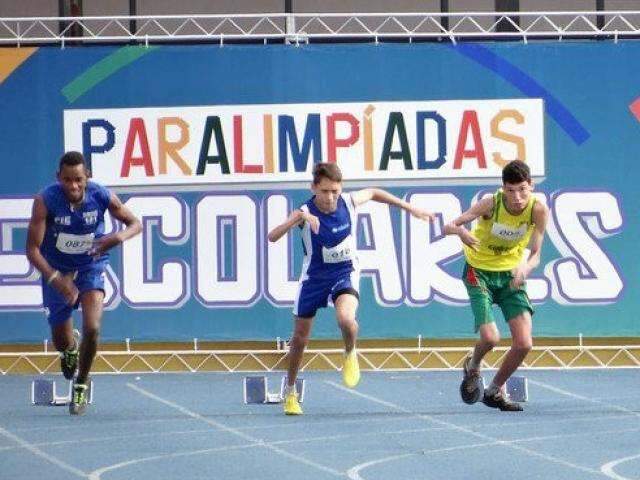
xmin=2 ymin=344 xmax=640 ymax=374
xmin=1 ymin=11 xmax=640 ymax=46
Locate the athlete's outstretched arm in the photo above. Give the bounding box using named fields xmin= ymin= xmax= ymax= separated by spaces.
xmin=26 ymin=195 xmax=78 ymax=304
xmin=443 ymin=196 xmax=495 ymax=250
xmin=268 ymin=209 xmax=319 ymax=242
xmin=350 ymin=188 xmax=435 ymax=221
xmin=511 ymin=202 xmax=549 ymax=288
xmin=89 ymin=193 xmax=141 ymax=257
xmin=26 ymin=195 xmax=57 ymax=282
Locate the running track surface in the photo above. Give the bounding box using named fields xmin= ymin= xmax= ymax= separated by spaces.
xmin=2 ymin=369 xmax=640 ymax=480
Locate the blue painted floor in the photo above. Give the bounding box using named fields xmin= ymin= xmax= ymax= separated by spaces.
xmin=2 ymin=369 xmax=640 ymax=480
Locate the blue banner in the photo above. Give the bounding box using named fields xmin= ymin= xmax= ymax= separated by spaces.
xmin=0 ymin=42 xmax=634 ymax=342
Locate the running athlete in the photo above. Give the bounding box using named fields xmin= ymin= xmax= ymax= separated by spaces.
xmin=268 ymin=162 xmax=434 ymax=415
xmin=26 ymin=151 xmax=141 ymax=415
xmin=444 ymin=160 xmax=549 ymax=412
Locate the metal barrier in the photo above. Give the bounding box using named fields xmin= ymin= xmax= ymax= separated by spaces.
xmin=2 ymin=344 xmax=640 ymax=374
xmin=1 ymin=11 xmax=640 ymax=46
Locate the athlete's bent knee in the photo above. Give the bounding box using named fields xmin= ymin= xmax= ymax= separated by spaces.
xmin=512 ymin=338 xmax=533 ymax=354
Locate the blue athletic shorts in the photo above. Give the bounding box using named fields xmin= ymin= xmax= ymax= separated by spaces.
xmin=42 ymin=262 xmax=107 ymax=326
xmin=293 ymin=270 xmax=360 ymax=318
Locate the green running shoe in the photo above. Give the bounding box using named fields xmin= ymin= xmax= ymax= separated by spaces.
xmin=60 ymin=329 xmax=80 ymax=380
xmin=69 ymin=381 xmax=88 ymax=416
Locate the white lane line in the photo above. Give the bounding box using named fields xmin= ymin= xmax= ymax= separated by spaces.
xmin=125 ymin=383 xmax=343 ymax=478
xmin=242 ymin=414 xmax=418 ymax=431
xmin=529 ymin=379 xmax=640 ymax=418
xmin=87 ymin=427 xmax=455 ymax=480
xmin=13 ymin=398 xmax=633 ymax=436
xmin=88 ymin=443 xmax=259 ymax=480
xmin=326 ymin=381 xmax=601 ymax=477
xmin=9 ymin=410 xmax=418 ymax=435
xmin=347 ymin=454 xmax=413 ymax=480
xmin=5 ymin=408 xmax=633 ymax=454
xmin=7 ymin=419 xmax=640 ymax=458
xmin=87 ymin=428 xmax=451 ymax=480
xmin=601 ymin=453 xmax=640 ymax=480
xmin=10 ymin=416 xmax=182 ymax=434
xmin=346 ymin=441 xmax=501 ymax=480
xmin=529 ymin=377 xmax=640 ymax=480
xmin=238 ymin=410 xmax=634 ymax=435
xmin=346 ymin=427 xmax=640 ymax=480
xmin=0 ymin=427 xmax=217 ymax=453
xmin=0 ymin=424 xmax=88 ymax=478
xmin=85 ymin=412 xmax=640 ymax=480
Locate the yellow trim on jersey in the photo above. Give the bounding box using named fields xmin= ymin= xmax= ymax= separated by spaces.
xmin=463 ymin=190 xmax=536 ymax=271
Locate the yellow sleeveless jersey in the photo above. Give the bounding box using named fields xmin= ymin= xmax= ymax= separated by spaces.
xmin=463 ymin=190 xmax=536 ymax=271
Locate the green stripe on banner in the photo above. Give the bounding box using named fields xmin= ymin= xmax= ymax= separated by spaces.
xmin=62 ymin=45 xmax=158 ymax=103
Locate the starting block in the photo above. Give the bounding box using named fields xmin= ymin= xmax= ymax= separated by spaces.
xmin=506 ymin=376 xmax=528 ymax=402
xmin=243 ymin=376 xmax=305 ymax=404
xmin=280 ymin=376 xmax=305 ymax=403
xmin=31 ymin=379 xmax=93 ymax=406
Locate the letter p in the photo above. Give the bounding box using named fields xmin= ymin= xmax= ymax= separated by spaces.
xmin=82 ymin=119 xmax=115 ymax=170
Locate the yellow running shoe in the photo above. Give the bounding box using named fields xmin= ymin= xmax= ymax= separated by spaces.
xmin=342 ymin=349 xmax=360 ymax=388
xmin=283 ymin=392 xmax=303 ymax=415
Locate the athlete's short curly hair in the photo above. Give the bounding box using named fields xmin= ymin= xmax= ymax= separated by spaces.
xmin=58 ymin=151 xmax=86 ymax=172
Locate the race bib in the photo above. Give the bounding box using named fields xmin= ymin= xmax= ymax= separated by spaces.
xmin=56 ymin=232 xmax=94 ymax=254
xmin=322 ymin=236 xmax=356 ymax=264
xmin=490 ymin=222 xmax=528 ymax=241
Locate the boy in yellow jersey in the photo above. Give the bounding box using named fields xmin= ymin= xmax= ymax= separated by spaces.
xmin=444 ymin=160 xmax=548 ymax=412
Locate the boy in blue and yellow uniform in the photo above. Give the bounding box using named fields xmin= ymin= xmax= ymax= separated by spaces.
xmin=444 ymin=160 xmax=549 ymax=411
xmin=26 ymin=151 xmax=141 ymax=415
xmin=268 ymin=163 xmax=434 ymax=415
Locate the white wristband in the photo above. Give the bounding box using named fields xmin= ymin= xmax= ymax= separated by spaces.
xmin=47 ymin=270 xmax=60 ymax=285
